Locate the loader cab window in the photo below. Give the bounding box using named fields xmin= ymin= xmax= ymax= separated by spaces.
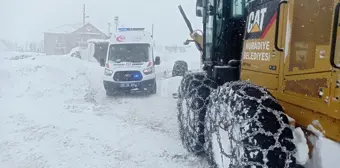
xmin=213 ymin=0 xmax=223 ymax=43
xmin=232 ymin=0 xmax=246 ymax=17
xmin=203 ymin=0 xmax=215 ymax=61
xmin=213 ymin=0 xmax=223 ymax=51
xmin=203 ymin=0 xmax=248 ymax=63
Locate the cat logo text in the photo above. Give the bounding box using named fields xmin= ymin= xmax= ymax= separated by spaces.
xmin=247 ymin=8 xmax=267 ymax=33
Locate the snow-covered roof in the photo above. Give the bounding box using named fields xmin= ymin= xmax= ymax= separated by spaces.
xmin=45 ymin=23 xmax=83 ymax=34
xmin=45 ymin=23 xmax=108 ymax=38
xmin=94 ymin=27 xmax=108 ymax=36
xmin=87 ymin=39 xmax=109 ymax=43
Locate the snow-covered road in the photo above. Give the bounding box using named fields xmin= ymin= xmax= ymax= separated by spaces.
xmin=0 ymin=51 xmax=208 ymax=168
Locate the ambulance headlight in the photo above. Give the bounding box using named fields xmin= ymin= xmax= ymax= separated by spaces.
xmin=104 ymin=69 xmax=113 ymax=76
xmin=143 ymin=67 xmax=154 ymax=75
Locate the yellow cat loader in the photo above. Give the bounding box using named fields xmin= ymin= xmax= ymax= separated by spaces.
xmin=175 ymin=0 xmax=340 ymax=167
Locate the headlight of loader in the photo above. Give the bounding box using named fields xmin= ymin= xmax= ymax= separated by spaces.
xmin=143 ymin=67 xmax=154 ymax=75
xmin=104 ymin=69 xmax=113 ymax=76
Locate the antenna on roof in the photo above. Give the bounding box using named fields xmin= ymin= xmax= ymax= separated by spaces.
xmin=151 ymin=24 xmax=154 ymax=39
xmin=82 ymin=4 xmax=90 ymax=25
xmin=114 ymin=16 xmax=119 ymax=32
xmin=83 ymin=4 xmax=86 ymax=25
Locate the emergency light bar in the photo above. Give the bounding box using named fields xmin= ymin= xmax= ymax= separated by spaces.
xmin=118 ymin=28 xmax=145 ymax=31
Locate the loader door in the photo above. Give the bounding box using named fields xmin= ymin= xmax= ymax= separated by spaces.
xmin=326 ymin=1 xmax=340 ymax=119
xmin=240 ymin=0 xmax=288 ymax=91
xmin=282 ymin=0 xmax=334 ymax=106
xmin=277 ymin=0 xmax=340 ymax=142
xmin=332 ymin=3 xmax=340 ymax=68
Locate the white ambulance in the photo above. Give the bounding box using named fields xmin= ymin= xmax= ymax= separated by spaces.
xmin=103 ymin=28 xmax=161 ymax=96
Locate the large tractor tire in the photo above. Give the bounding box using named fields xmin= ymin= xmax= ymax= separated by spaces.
xmin=177 ymin=72 xmax=217 ymax=155
xmin=204 ymin=81 xmax=301 ymax=168
xmin=172 ymin=60 xmax=188 ymax=77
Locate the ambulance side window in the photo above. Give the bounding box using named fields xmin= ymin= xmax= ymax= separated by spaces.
xmin=150 ymin=47 xmax=153 ymax=61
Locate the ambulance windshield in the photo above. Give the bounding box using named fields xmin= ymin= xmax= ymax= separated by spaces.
xmin=108 ymin=43 xmax=149 ymax=63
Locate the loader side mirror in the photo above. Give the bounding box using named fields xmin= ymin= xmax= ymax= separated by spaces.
xmin=155 ymin=56 xmax=161 ymax=65
xmin=184 ymin=39 xmax=194 ymax=45
xmin=196 ymin=0 xmax=203 ymax=17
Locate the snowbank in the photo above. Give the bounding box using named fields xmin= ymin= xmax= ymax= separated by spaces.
xmin=304 ymin=123 xmax=340 ymax=168
xmin=0 ymin=54 xmax=103 ymax=101
xmin=66 ymin=47 xmax=81 ymax=58
xmin=307 ymin=136 xmax=340 ymax=168
xmin=0 ymin=51 xmax=45 ymax=60
xmin=65 ymin=46 xmax=98 ymax=63
xmin=293 ymin=127 xmax=309 ymax=165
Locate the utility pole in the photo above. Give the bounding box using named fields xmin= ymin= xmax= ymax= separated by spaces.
xmin=114 ymin=16 xmax=119 ymax=32
xmin=83 ymin=4 xmax=86 ymax=25
xmin=152 ymin=24 xmax=155 ymax=47
xmin=151 ymin=24 xmax=154 ymax=38
xmin=108 ymin=22 xmax=112 ymax=37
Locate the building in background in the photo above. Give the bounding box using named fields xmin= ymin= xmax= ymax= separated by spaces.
xmin=44 ymin=23 xmax=108 ymax=55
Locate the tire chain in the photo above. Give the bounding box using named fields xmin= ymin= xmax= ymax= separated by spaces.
xmin=177 ymin=71 xmax=217 ymax=155
xmin=205 ymin=80 xmax=297 ymax=168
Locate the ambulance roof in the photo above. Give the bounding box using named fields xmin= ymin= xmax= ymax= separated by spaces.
xmin=109 ymin=28 xmax=153 ymax=45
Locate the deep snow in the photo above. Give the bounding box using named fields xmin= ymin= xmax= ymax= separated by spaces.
xmin=0 ymin=51 xmax=208 ymax=168
xmin=305 ymin=124 xmax=340 ymax=168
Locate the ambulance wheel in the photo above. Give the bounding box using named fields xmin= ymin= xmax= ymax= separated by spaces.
xmin=150 ymin=82 xmax=157 ymax=94
xmin=204 ymin=81 xmax=299 ymax=168
xmin=172 ymin=60 xmax=188 ymax=77
xmin=177 ymin=72 xmax=217 ymax=155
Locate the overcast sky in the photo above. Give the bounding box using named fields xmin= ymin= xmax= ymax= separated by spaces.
xmin=0 ymin=0 xmax=202 ymax=45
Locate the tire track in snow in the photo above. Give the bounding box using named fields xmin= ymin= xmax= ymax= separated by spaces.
xmin=93 ymin=94 xmax=174 ymax=137
xmin=59 ymin=76 xmax=201 ymax=166
xmin=90 ymin=78 xmax=179 ymax=138
xmin=83 ymin=79 xmax=209 ymax=167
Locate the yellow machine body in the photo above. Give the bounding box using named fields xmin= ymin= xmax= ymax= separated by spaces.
xmin=240 ymin=0 xmax=340 ymax=141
